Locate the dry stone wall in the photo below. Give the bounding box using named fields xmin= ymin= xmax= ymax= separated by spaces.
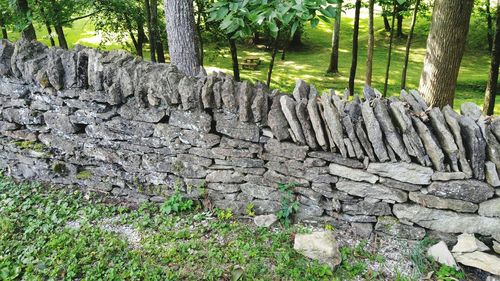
xmin=1 ymin=39 xmax=500 ymax=241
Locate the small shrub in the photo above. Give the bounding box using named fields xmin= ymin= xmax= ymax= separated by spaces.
xmin=276 ymin=183 xmax=299 ymax=227
xmin=216 ymin=208 xmax=233 ymax=221
xmin=435 ymin=265 xmax=465 ymax=281
xmin=160 ymin=191 xmax=194 ymax=215
xmin=245 ymin=203 xmax=255 ymax=217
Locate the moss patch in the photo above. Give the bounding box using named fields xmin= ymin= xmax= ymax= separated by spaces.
xmin=76 ymin=170 xmax=93 ymax=180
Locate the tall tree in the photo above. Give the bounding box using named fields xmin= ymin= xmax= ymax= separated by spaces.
xmin=418 ymin=0 xmax=474 ymax=108
xmin=401 ymin=0 xmax=420 ymax=89
xmin=486 ymin=0 xmax=493 ymax=52
xmin=348 ymin=0 xmax=361 ymax=95
xmin=383 ymin=1 xmax=396 ymax=97
xmin=365 ymin=0 xmax=374 ymax=86
xmin=150 ymin=0 xmax=165 ymax=62
xmin=164 ymin=0 xmax=201 ymax=76
xmin=145 ymin=0 xmax=156 ymax=62
xmin=327 ymin=0 xmax=342 ymax=74
xmin=17 ymin=0 xmax=36 ymax=40
xmin=483 ymin=0 xmax=500 ymax=115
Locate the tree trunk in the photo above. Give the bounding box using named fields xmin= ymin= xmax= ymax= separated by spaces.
xmin=396 ymin=9 xmax=404 ymax=38
xmin=253 ymin=32 xmax=259 ymax=45
xmin=267 ymin=38 xmax=279 ymax=87
xmin=383 ymin=14 xmax=391 ymax=32
xmin=17 ymin=0 xmax=36 ymax=41
xmin=145 ymin=0 xmax=156 ymax=62
xmin=483 ymin=1 xmax=500 ymax=115
xmin=418 ymin=0 xmax=474 ymax=108
xmin=383 ymin=2 xmax=397 ymax=97
xmin=137 ymin=22 xmax=147 ymax=58
xmin=327 ymin=0 xmax=342 ymax=74
xmin=164 ymin=0 xmax=201 ymax=76
xmin=0 ymin=14 xmax=8 ymax=39
xmin=348 ymin=0 xmax=361 ymax=95
xmin=55 ymin=25 xmax=68 ymax=49
xmin=46 ymin=24 xmax=55 ymax=46
xmin=401 ymin=0 xmax=420 ymax=90
xmin=229 ymin=38 xmax=240 ymax=82
xmin=365 ymin=0 xmax=375 ymax=86
xmin=486 ymin=0 xmax=493 ymax=52
xmin=150 ymin=0 xmax=165 ymax=63
xmin=290 ymin=29 xmax=302 ymax=47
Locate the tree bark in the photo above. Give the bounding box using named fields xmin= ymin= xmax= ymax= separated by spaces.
xmin=365 ymin=0 xmax=375 ymax=86
xmin=0 ymin=14 xmax=8 ymax=39
xmin=348 ymin=0 xmax=361 ymax=95
xmin=383 ymin=2 xmax=397 ymax=97
xmin=383 ymin=14 xmax=391 ymax=31
xmin=17 ymin=0 xmax=36 ymax=41
xmin=150 ymin=0 xmax=165 ymax=62
xmin=137 ymin=21 xmax=147 ymax=58
xmin=418 ymin=0 xmax=474 ymax=108
xmin=486 ymin=0 xmax=493 ymax=52
xmin=145 ymin=0 xmax=156 ymax=62
xmin=267 ymin=38 xmax=279 ymax=87
xmin=229 ymin=38 xmax=240 ymax=82
xmin=396 ymin=9 xmax=404 ymax=38
xmin=55 ymin=25 xmax=68 ymax=49
xmin=483 ymin=1 xmax=500 ymax=115
xmin=164 ymin=0 xmax=201 ymax=76
xmin=290 ymin=29 xmax=302 ymax=47
xmin=327 ymin=0 xmax=342 ymax=74
xmin=401 ymin=0 xmax=420 ymax=90
xmin=46 ymin=24 xmax=55 ymax=46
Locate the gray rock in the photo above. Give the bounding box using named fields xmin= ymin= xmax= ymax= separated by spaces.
xmin=460 ymin=102 xmax=483 ymax=121
xmin=355 ymin=120 xmax=377 ymax=162
xmin=342 ymin=115 xmax=364 ymax=160
xmin=442 ymin=106 xmax=473 ymax=178
xmin=393 ymin=204 xmax=500 ymax=236
xmin=375 ymin=216 xmax=426 ymax=240
xmin=400 ymin=89 xmax=426 ymax=113
xmin=252 ymin=200 xmax=281 ymax=214
xmin=336 ymin=180 xmax=407 ymax=203
xmin=307 ymin=96 xmax=328 ymax=150
xmin=2 ymin=108 xmax=43 ymax=125
xmin=429 ymin=108 xmax=460 ymax=171
xmin=214 ymin=113 xmax=260 ymax=142
xmin=427 ymin=180 xmax=494 ymax=203
xmin=321 ymin=93 xmax=347 ymax=157
xmin=280 ymin=95 xmax=306 ymax=145
xmin=118 ymin=100 xmax=166 ymax=123
xmin=241 ymin=183 xmax=279 ymax=200
xmin=251 ymin=82 xmax=268 ymax=123
xmin=169 ymin=109 xmax=212 ymax=133
xmin=293 ymin=231 xmax=341 ymax=269
xmin=427 ymin=241 xmax=458 ymax=268
xmin=205 ymin=170 xmax=244 ymax=183
xmin=479 ymin=198 xmax=500 ymax=217
xmin=373 ymin=99 xmax=410 ymax=162
xmin=367 ymin=162 xmax=433 ymax=185
xmin=309 ymin=151 xmax=364 ymax=169
xmin=264 ymin=139 xmax=309 ymax=160
xmin=238 ymin=81 xmax=254 ymax=122
xmin=459 ymin=116 xmax=486 ymax=180
xmin=267 ymin=94 xmax=291 ymax=141
xmin=454 ymin=252 xmax=500 ymax=276
xmin=43 ymin=112 xmax=76 ymax=134
xmin=485 ymin=161 xmax=500 ymax=187
xmin=361 ymin=101 xmax=388 ymax=162
xmin=221 ymin=78 xmax=238 ymax=113
xmin=201 ymin=76 xmax=215 ymax=109
xmin=379 ymin=177 xmax=421 ymax=192
xmin=254 ymin=214 xmax=278 ymax=228
xmin=485 ymin=127 xmax=500 ymax=176
xmin=292 ymin=79 xmax=309 ymax=101
xmin=412 ymin=116 xmax=446 ymax=171
xmin=432 ymin=172 xmax=468 ymax=181
xmin=492 ymin=117 xmax=500 ymax=140
xmin=342 ymin=200 xmax=392 ymax=216
xmin=409 ymin=192 xmax=478 ymax=213
xmin=178 ymin=76 xmax=201 ymax=110
xmin=206 ymin=183 xmax=240 ymax=193
xmin=296 ymin=98 xmax=318 ymax=149
xmin=179 ymin=130 xmax=221 ymax=148
xmin=389 ymin=101 xmax=430 ymax=166
xmin=351 ymin=223 xmax=373 ymax=239
xmin=329 ymin=164 xmax=378 ymax=184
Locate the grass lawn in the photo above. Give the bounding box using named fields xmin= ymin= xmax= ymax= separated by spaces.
xmin=4 ymin=12 xmax=498 ymax=115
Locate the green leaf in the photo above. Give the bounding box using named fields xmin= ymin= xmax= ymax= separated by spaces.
xmin=290 ymin=21 xmax=299 ymax=39
xmin=310 ymin=18 xmax=319 ymax=28
xmin=268 ymin=20 xmax=279 ymax=38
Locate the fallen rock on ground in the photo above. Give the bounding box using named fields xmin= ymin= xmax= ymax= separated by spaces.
xmin=253 ymin=214 xmax=278 ymax=228
xmin=452 ymin=233 xmax=490 ymax=253
xmin=293 ymin=231 xmax=341 ymax=269
xmin=454 ymin=251 xmax=500 ymax=276
xmin=427 ymin=241 xmax=458 ymax=268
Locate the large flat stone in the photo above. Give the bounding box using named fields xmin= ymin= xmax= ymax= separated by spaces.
xmin=264 ymin=139 xmax=308 ymax=160
xmin=375 ymin=216 xmax=426 ymax=240
xmin=393 ymin=204 xmax=500 ymax=236
xmin=329 ymin=163 xmax=378 ymax=184
xmin=280 ymin=95 xmax=306 ymax=144
xmin=169 ymin=109 xmax=212 ymax=133
xmin=294 ymin=231 xmax=341 ymax=269
xmin=479 ymin=198 xmax=500 ymax=217
xmin=367 ymin=162 xmax=433 ymax=185
xmin=454 ymin=252 xmax=500 ymax=276
xmin=214 ymin=113 xmax=260 ymax=142
xmin=427 ymin=180 xmax=495 ymax=203
xmin=409 ymin=192 xmax=478 ymax=213
xmin=336 ymin=180 xmax=407 ymax=203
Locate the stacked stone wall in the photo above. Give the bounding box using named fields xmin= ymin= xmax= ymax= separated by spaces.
xmin=0 ymin=39 xmax=499 ymax=240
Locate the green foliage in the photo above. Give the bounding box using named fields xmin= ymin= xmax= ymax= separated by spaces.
xmin=75 ymin=170 xmax=92 ymax=180
xmin=410 ymin=236 xmax=436 ymax=278
xmin=13 ymin=140 xmax=46 ymax=152
xmin=276 ymin=182 xmax=299 ymax=227
xmin=244 ymin=203 xmax=255 ymax=217
xmin=336 ymin=240 xmax=385 ymax=280
xmin=215 ymin=208 xmax=233 ymax=221
xmin=160 ymin=190 xmax=194 ymax=215
xmin=436 ymin=265 xmax=465 ymax=281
